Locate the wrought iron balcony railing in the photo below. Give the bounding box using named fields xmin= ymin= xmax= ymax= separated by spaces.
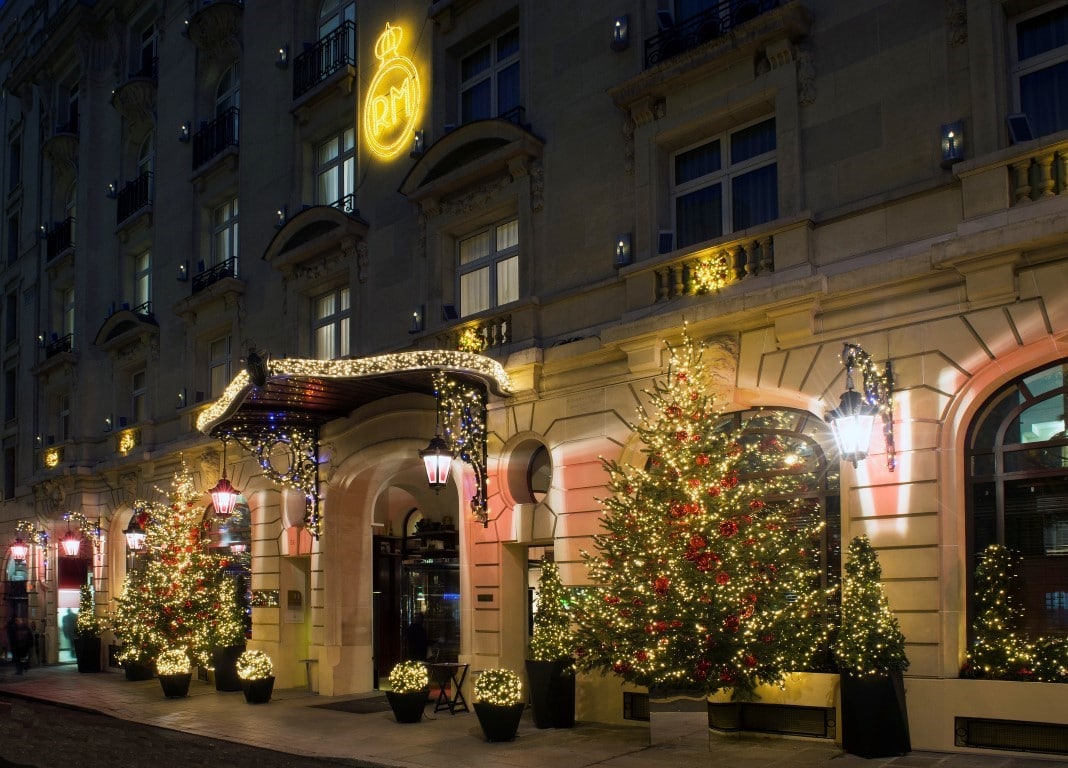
xmin=192 ymin=257 xmax=238 ymax=294
xmin=45 ymin=333 xmax=73 ymax=359
xmin=645 ymin=0 xmax=780 ymax=68
xmin=116 ymin=172 xmax=153 ymax=225
xmin=293 ymin=21 xmax=356 ymax=100
xmin=45 ymin=217 xmax=75 ymax=261
xmin=330 ymin=193 xmax=357 ymax=214
xmin=192 ymin=107 xmax=240 ymax=170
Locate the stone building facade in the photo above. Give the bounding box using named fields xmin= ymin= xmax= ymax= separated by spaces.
xmin=1 ymin=0 xmax=1068 ymax=756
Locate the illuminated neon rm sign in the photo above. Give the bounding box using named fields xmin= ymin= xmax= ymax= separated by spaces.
xmin=363 ymin=23 xmax=422 ymax=160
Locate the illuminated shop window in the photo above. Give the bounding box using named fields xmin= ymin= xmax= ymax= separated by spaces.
xmin=967 ymin=358 xmax=1068 ymax=636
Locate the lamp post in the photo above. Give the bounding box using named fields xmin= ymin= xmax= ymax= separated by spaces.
xmin=209 ymin=438 xmax=241 ymax=518
xmin=123 ymin=514 xmax=146 ymax=551
xmin=827 ymin=342 xmax=896 ymax=472
xmin=9 ymin=536 xmax=28 ymax=562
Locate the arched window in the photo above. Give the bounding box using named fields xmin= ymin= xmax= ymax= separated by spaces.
xmin=318 ymin=0 xmax=356 ymax=39
xmin=718 ymin=408 xmax=842 ymax=612
xmin=216 ymin=64 xmax=240 ymax=117
xmin=137 ymin=132 xmax=154 ymax=177
xmin=966 ymin=359 xmax=1068 ymax=637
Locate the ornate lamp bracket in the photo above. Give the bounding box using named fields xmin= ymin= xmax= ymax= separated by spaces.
xmin=432 ymin=371 xmax=489 ymax=526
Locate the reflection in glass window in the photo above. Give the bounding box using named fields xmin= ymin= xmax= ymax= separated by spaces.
xmin=967 ymin=359 xmax=1068 ymax=636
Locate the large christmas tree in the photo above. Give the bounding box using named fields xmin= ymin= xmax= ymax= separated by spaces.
xmin=573 ymin=334 xmax=829 ymax=698
xmin=113 ymin=465 xmax=245 ymax=669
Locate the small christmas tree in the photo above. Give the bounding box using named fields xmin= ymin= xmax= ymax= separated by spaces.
xmin=961 ymin=544 xmax=1021 ymax=679
xmin=75 ymin=582 xmax=102 ymax=639
xmin=114 ymin=464 xmax=236 ymax=668
xmin=573 ymin=333 xmax=828 ymax=698
xmin=835 ymin=536 xmax=908 ymax=676
xmin=529 ymin=562 xmax=573 ymax=663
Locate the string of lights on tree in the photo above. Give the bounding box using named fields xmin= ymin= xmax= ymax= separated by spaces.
xmin=833 ymin=535 xmax=908 ymax=676
xmin=572 ymin=332 xmax=830 ymax=698
xmin=529 ymin=561 xmax=573 ymax=664
xmin=961 ymin=544 xmax=1068 ymax=682
xmin=113 ymin=464 xmax=246 ymax=669
xmin=433 ymin=370 xmax=489 ymax=525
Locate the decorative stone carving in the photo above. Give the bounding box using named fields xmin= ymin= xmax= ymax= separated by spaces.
xmin=797 ymin=43 xmax=816 ymax=107
xmin=356 ymin=240 xmax=369 ymax=283
xmin=702 ymin=335 xmax=739 ymax=402
xmin=529 ymin=160 xmax=544 ymax=213
xmin=946 ymin=0 xmax=967 ymax=47
xmin=201 ymin=448 xmax=222 ymax=490
xmin=622 ymin=117 xmax=635 ymax=175
xmin=119 ymin=471 xmax=140 ymax=504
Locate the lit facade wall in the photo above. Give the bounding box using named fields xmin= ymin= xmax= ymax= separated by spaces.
xmin=0 ymin=0 xmax=1067 ymax=753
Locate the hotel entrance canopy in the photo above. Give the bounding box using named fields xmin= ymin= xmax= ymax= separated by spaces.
xmin=195 ymin=350 xmax=512 ymax=534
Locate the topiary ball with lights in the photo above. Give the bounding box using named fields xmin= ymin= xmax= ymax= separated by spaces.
xmin=236 ymin=649 xmax=273 ymax=680
xmin=389 ymin=660 xmax=429 ymax=693
xmin=475 ymin=668 xmax=522 ymax=706
xmin=157 ymin=648 xmax=192 ymax=676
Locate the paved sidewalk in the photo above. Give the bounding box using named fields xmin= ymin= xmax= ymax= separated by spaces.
xmin=1 ymin=662 xmax=1066 ymax=768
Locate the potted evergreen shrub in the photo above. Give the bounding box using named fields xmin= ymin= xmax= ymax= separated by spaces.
xmin=525 ymin=562 xmax=575 ymax=728
xmin=211 ymin=577 xmax=247 ymax=692
xmin=236 ymin=649 xmax=275 ymax=704
xmin=73 ymin=582 xmax=103 ymax=673
xmin=386 ymin=660 xmax=429 ymax=723
xmin=473 ymin=668 xmax=525 ymax=742
xmin=835 ymin=535 xmax=911 ymax=758
xmin=156 ymin=648 xmax=193 ymax=698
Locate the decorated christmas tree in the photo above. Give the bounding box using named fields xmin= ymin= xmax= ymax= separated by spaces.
xmin=573 ymin=333 xmax=829 ymax=698
xmin=834 ymin=535 xmax=908 ymax=676
xmin=529 ymin=561 xmax=573 ymax=663
xmin=961 ymin=544 xmax=1021 ymax=679
xmin=75 ymin=581 xmax=102 ymax=639
xmin=114 ymin=465 xmax=244 ymax=669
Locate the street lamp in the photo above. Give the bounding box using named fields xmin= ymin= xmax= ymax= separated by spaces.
xmin=9 ymin=536 xmax=28 ymax=562
xmin=209 ymin=438 xmax=241 ymax=518
xmin=827 ymin=342 xmax=896 ymax=471
xmin=124 ymin=514 xmax=146 ymax=551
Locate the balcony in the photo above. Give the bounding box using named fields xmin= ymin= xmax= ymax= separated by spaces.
xmin=45 ymin=333 xmax=73 ymax=359
xmin=186 ymin=0 xmax=243 ymax=61
xmin=329 ymin=193 xmax=357 ymax=215
xmin=111 ymin=56 xmax=158 ymax=126
xmin=192 ymin=107 xmax=239 ymax=171
xmin=293 ymin=21 xmax=356 ymax=102
xmin=192 ymin=257 xmax=238 ymax=294
xmin=115 ymin=171 xmax=153 ymax=227
xmin=45 ymin=217 xmax=75 ymax=262
xmin=42 ymin=116 xmax=79 ymax=171
xmin=645 ymin=0 xmax=781 ymax=68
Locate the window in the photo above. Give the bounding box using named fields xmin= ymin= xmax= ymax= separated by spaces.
xmin=967 ymin=359 xmax=1068 ymax=637
xmin=6 ymin=213 xmax=17 ymax=265
xmin=460 ymin=27 xmax=520 ymax=124
xmin=137 ymin=133 xmax=154 ymax=178
xmin=133 ymin=250 xmax=151 ymax=311
xmin=209 ymin=336 xmax=232 ymax=398
xmin=62 ymin=286 xmax=74 ymax=341
xmin=2 ymin=446 xmax=14 ymax=500
xmin=718 ymin=407 xmax=841 ymax=667
xmin=4 ymin=291 xmax=15 ymax=345
xmin=57 ymin=393 xmax=70 ymax=442
xmin=136 ymin=20 xmax=157 ymax=77
xmin=212 ymin=197 xmax=239 ymax=268
xmin=216 ymin=64 xmax=240 ymax=117
xmin=319 ymin=0 xmax=356 ymax=39
xmin=672 ymin=117 xmax=777 ymax=249
xmin=7 ymin=135 xmax=21 ymax=193
xmin=131 ymin=369 xmax=147 ymax=424
xmin=4 ymin=368 xmax=15 ymax=423
xmin=315 ymin=129 xmax=355 ymax=211
xmin=458 ymin=217 xmax=519 ymax=317
xmin=65 ymin=182 xmax=77 ymax=239
xmin=1012 ymin=3 xmax=1068 ymax=139
xmin=313 ymin=287 xmax=350 ymax=359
